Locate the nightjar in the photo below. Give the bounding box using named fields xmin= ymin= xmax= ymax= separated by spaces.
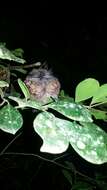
xmin=24 ymin=68 xmax=61 ymax=102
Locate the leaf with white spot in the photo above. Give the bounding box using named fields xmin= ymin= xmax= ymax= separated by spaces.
xmin=0 ymin=104 xmax=23 ymax=134
xmin=0 ymin=44 xmax=26 ymax=64
xmin=75 ymin=78 xmax=100 ymax=102
xmin=48 ymin=99 xmax=92 ymax=122
xmin=33 ymin=110 xmax=107 ymax=164
xmin=33 ymin=111 xmax=71 ymax=154
xmin=69 ymin=122 xmax=107 ymax=164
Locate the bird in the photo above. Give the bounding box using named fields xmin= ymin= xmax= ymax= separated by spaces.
xmin=24 ymin=68 xmax=61 ymax=103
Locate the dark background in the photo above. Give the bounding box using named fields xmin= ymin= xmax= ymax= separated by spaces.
xmin=0 ymin=16 xmax=107 ymax=189
xmin=1 ymin=16 xmax=107 ymax=95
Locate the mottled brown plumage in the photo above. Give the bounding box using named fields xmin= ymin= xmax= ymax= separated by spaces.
xmin=24 ymin=68 xmax=61 ymax=102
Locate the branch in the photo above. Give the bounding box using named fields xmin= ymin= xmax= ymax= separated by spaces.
xmin=0 ymin=131 xmax=22 ymax=155
xmin=10 ymin=62 xmax=41 ymax=70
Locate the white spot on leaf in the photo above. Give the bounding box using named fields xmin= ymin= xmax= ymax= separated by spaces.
xmin=77 ymin=141 xmax=86 ymax=149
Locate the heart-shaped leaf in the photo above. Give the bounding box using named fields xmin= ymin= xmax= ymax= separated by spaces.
xmin=0 ymin=104 xmax=23 ymax=134
xmin=75 ymin=78 xmax=100 ymax=102
xmin=33 ymin=111 xmax=107 ymax=164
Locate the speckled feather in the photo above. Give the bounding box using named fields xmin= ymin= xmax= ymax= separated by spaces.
xmin=24 ymin=69 xmax=61 ymax=102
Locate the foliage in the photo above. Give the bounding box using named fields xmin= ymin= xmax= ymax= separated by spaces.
xmin=0 ymin=43 xmax=25 ymax=63
xmin=1 ymin=44 xmax=107 ymax=188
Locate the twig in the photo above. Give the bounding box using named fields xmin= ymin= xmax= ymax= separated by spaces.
xmin=0 ymin=131 xmax=22 ymax=155
xmin=1 ymin=151 xmax=72 ymax=170
xmin=89 ymin=100 xmax=107 ymax=108
xmin=10 ymin=62 xmax=41 ymax=70
xmin=53 ymin=153 xmax=70 ymax=161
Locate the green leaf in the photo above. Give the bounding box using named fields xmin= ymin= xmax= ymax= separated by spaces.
xmin=0 ymin=104 xmax=23 ymax=134
xmin=0 ymin=80 xmax=9 ymax=88
xmin=69 ymin=122 xmax=107 ymax=164
xmin=91 ymin=84 xmax=107 ymax=104
xmin=0 ymin=42 xmax=6 ymax=46
xmin=59 ymin=90 xmax=74 ymax=101
xmin=11 ymin=48 xmax=24 ymax=58
xmin=18 ymin=79 xmax=30 ymax=100
xmin=0 ymin=44 xmax=26 ymax=64
xmin=48 ymin=99 xmax=92 ymax=122
xmin=33 ymin=112 xmax=71 ymax=154
xmin=91 ymin=108 xmax=107 ymax=120
xmin=33 ymin=110 xmax=107 ymax=164
xmin=75 ymin=78 xmax=100 ymax=102
xmin=59 ymin=90 xmax=65 ymax=97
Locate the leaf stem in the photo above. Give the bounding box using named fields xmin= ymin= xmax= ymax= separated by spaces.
xmin=84 ymin=100 xmax=107 ymax=109
xmin=90 ymin=100 xmax=107 ymax=108
xmin=0 ymin=131 xmax=22 ymax=155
